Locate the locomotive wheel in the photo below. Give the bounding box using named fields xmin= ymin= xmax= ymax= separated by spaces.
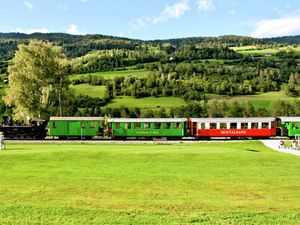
xmin=21 ymin=134 xmax=29 ymax=139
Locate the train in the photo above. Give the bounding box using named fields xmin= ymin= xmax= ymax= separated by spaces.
xmin=0 ymin=117 xmax=300 ymax=140
xmin=1 ymin=116 xmax=299 ymax=140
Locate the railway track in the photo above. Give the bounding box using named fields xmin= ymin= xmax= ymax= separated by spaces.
xmin=5 ymin=137 xmax=283 ymax=144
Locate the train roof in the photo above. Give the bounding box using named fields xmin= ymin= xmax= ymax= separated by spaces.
xmin=279 ymin=117 xmax=300 ymax=122
xmin=190 ymin=117 xmax=276 ymax=123
xmin=50 ymin=117 xmax=104 ymax=121
xmin=107 ymin=118 xmax=187 ymax=123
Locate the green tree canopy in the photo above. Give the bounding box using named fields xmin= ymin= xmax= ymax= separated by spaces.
xmin=3 ymin=39 xmax=70 ymax=121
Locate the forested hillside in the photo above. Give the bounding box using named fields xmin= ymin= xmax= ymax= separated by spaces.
xmin=0 ymin=33 xmax=300 ymax=119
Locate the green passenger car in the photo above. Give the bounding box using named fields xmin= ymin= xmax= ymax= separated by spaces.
xmin=49 ymin=117 xmax=104 ymax=139
xmin=108 ymin=118 xmax=188 ymax=138
xmin=279 ymin=117 xmax=300 ymax=137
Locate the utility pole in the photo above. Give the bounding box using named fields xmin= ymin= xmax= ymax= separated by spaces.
xmin=59 ymin=75 xmax=62 ymax=117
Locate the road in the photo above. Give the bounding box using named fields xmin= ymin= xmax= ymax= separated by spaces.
xmin=260 ymin=139 xmax=300 ymax=156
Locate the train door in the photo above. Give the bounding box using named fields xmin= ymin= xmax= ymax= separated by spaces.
xmin=192 ymin=122 xmax=197 ymax=137
xmin=68 ymin=121 xmax=82 ymax=136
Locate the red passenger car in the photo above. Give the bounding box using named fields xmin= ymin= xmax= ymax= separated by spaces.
xmin=190 ymin=117 xmax=277 ymax=138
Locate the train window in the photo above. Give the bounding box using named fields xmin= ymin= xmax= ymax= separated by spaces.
xmin=175 ymin=123 xmax=181 ymax=129
xmin=154 ymin=123 xmax=161 ymax=129
xmin=210 ymin=123 xmax=217 ymax=129
xmin=292 ymin=123 xmax=299 ymax=129
xmin=134 ymin=123 xmax=141 ymax=129
xmin=220 ymin=123 xmax=227 ymax=129
xmin=230 ymin=123 xmax=237 ymax=129
xmin=251 ymin=123 xmax=258 ymax=129
xmin=241 ymin=123 xmax=248 ymax=129
xmin=201 ymin=123 xmax=206 ymax=129
xmin=53 ymin=121 xmax=58 ymax=128
xmin=81 ymin=121 xmax=86 ymax=128
xmin=262 ymin=122 xmax=269 ymax=129
xmin=124 ymin=123 xmax=131 ymax=129
xmin=144 ymin=123 xmax=150 ymax=129
xmin=90 ymin=121 xmax=95 ymax=128
xmin=116 ymin=123 xmax=120 ymax=129
xmin=165 ymin=122 xmax=171 ymax=129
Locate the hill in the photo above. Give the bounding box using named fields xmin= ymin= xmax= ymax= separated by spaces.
xmin=263 ymin=35 xmax=300 ymax=45
xmin=0 ymin=33 xmax=300 ymax=119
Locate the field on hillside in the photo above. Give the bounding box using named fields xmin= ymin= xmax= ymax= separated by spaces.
xmin=69 ymin=84 xmax=106 ymax=98
xmin=207 ymin=91 xmax=300 ymax=109
xmin=231 ymin=46 xmax=300 ymax=55
xmin=0 ymin=142 xmax=299 ymax=224
xmin=69 ymin=69 xmax=149 ymax=80
xmin=106 ymin=96 xmax=186 ymax=108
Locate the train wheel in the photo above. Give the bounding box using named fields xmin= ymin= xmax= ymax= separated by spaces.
xmin=58 ymin=136 xmax=67 ymax=140
xmin=21 ymin=134 xmax=28 ymax=139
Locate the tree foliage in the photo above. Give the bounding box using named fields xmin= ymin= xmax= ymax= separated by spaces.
xmin=3 ymin=40 xmax=70 ymax=121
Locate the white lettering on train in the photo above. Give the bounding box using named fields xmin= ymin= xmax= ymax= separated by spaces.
xmin=220 ymin=130 xmax=247 ymax=135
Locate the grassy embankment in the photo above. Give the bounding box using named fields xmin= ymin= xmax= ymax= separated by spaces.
xmin=0 ymin=141 xmax=299 ymax=224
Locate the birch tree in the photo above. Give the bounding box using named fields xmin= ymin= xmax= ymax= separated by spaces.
xmin=3 ymin=40 xmax=70 ymax=121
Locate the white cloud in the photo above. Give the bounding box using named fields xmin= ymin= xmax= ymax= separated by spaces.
xmin=152 ymin=0 xmax=190 ymax=23
xmin=196 ymin=0 xmax=214 ymax=11
xmin=67 ymin=24 xmax=86 ymax=35
xmin=24 ymin=1 xmax=33 ymax=10
xmin=130 ymin=0 xmax=189 ymax=30
xmin=251 ymin=15 xmax=300 ymax=38
xmin=10 ymin=28 xmax=49 ymax=34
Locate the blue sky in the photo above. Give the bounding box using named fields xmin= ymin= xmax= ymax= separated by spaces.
xmin=1 ymin=0 xmax=300 ymax=40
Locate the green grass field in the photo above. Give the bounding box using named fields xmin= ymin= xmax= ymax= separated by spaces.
xmin=69 ymin=84 xmax=106 ymax=98
xmin=231 ymin=46 xmax=300 ymax=55
xmin=0 ymin=142 xmax=299 ymax=224
xmin=69 ymin=69 xmax=150 ymax=80
xmin=106 ymin=96 xmax=186 ymax=108
xmin=207 ymin=91 xmax=300 ymax=109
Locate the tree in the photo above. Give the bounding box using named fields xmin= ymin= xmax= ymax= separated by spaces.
xmin=3 ymin=40 xmax=70 ymax=121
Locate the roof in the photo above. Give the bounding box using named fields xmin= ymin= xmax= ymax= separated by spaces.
xmin=50 ymin=117 xmax=104 ymax=121
xmin=107 ymin=118 xmax=187 ymax=123
xmin=190 ymin=117 xmax=276 ymax=123
xmin=279 ymin=117 xmax=300 ymax=122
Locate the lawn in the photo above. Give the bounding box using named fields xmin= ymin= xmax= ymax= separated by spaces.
xmin=207 ymin=91 xmax=300 ymax=109
xmin=106 ymin=96 xmax=187 ymax=108
xmin=69 ymin=69 xmax=150 ymax=80
xmin=69 ymin=84 xmax=106 ymax=98
xmin=0 ymin=141 xmax=299 ymax=224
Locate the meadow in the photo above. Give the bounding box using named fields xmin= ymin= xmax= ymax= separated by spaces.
xmin=207 ymin=91 xmax=300 ymax=109
xmin=0 ymin=141 xmax=299 ymax=224
xmin=231 ymin=46 xmax=300 ymax=55
xmin=68 ymin=69 xmax=149 ymax=80
xmin=106 ymin=96 xmax=187 ymax=108
xmin=69 ymin=84 xmax=106 ymax=98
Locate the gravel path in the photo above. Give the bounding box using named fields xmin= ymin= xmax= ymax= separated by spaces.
xmin=260 ymin=140 xmax=300 ymax=156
